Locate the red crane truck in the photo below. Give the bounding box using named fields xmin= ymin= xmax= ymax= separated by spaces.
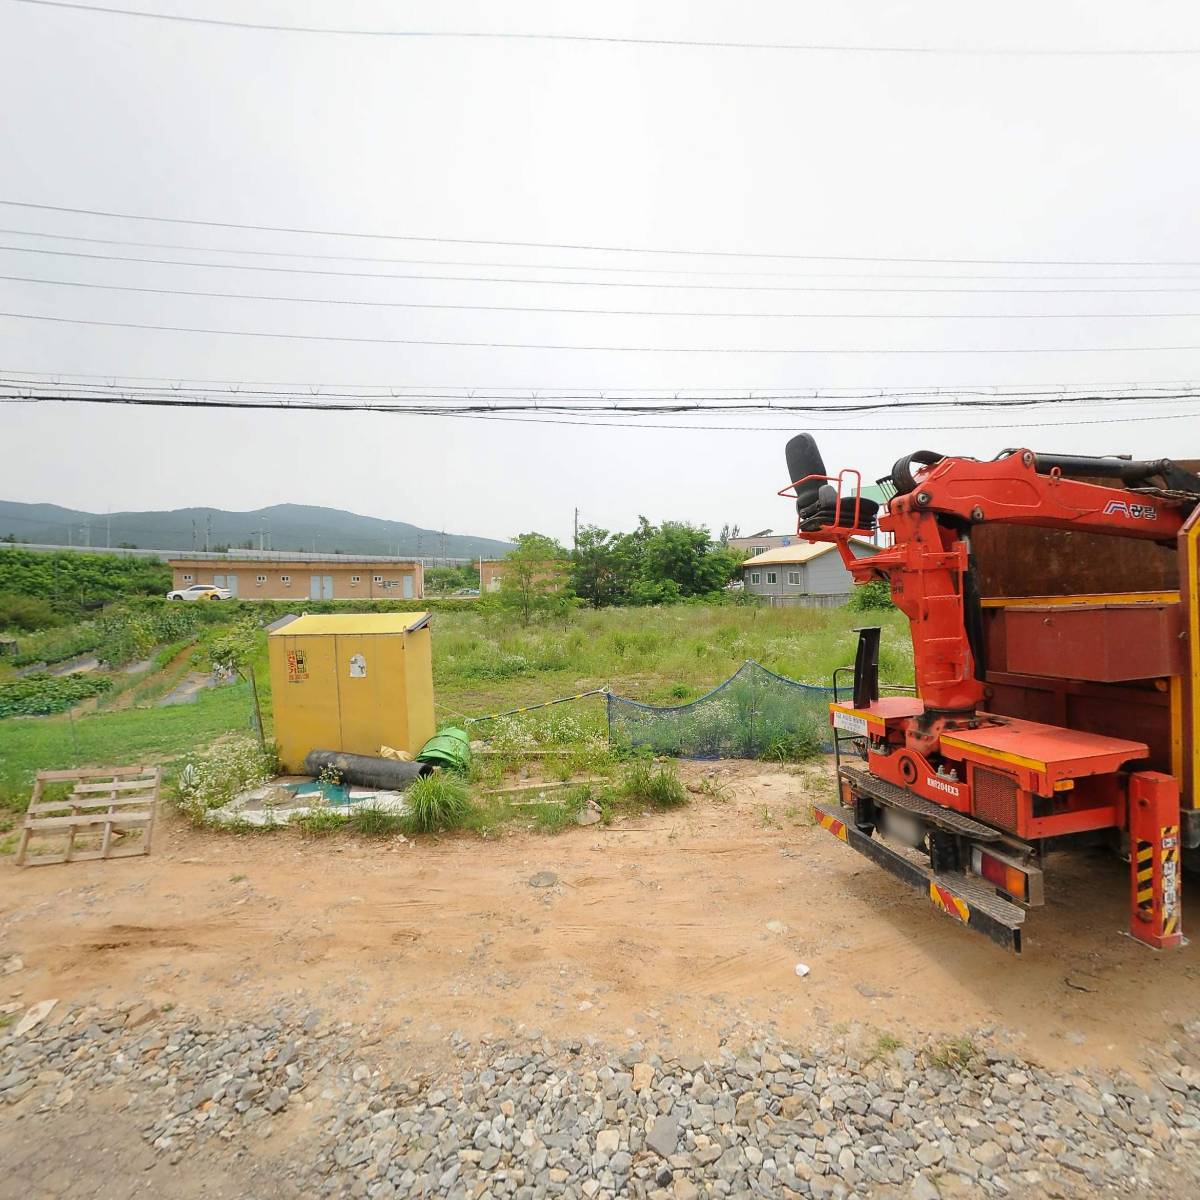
xmin=782 ymin=435 xmax=1200 ymax=952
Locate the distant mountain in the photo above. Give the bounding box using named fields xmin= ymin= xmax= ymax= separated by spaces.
xmin=0 ymin=500 xmax=514 ymax=560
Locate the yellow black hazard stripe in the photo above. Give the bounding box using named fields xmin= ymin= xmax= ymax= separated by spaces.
xmin=1136 ymin=839 xmax=1155 ymax=914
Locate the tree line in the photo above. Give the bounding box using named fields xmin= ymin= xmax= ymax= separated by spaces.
xmin=492 ymin=521 xmax=742 ymax=621
xmin=0 ymin=549 xmax=171 ymax=631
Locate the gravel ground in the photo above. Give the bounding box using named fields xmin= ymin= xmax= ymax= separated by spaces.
xmin=3 ymin=999 xmax=1200 ymax=1199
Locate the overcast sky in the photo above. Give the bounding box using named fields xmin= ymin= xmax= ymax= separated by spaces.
xmin=3 ymin=0 xmax=1200 ymax=545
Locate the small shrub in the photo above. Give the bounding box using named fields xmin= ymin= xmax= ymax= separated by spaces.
xmin=846 ymin=579 xmax=895 ymax=612
xmin=351 ymin=806 xmax=406 ymax=837
xmin=0 ymin=592 xmax=62 ymax=633
xmin=400 ymin=773 xmax=475 ymax=835
xmin=619 ymin=761 xmax=688 ymax=808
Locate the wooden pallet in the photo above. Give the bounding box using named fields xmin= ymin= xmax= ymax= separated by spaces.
xmin=15 ymin=765 xmax=161 ymax=867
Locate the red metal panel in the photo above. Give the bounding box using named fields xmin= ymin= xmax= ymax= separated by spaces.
xmin=1004 ymin=604 xmax=1183 ymax=682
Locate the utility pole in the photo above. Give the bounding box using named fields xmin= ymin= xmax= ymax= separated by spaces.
xmin=205 ymin=514 xmax=212 ymax=552
xmin=106 ymin=511 xmax=111 ymax=549
xmin=573 ymin=506 xmax=579 ymax=555
xmin=192 ymin=519 xmax=197 ymax=549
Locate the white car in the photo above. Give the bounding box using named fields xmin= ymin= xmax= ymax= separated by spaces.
xmin=166 ymin=583 xmax=233 ymax=601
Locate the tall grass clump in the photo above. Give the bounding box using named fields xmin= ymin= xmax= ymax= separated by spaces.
xmin=400 ymin=772 xmax=475 ymax=835
xmin=619 ymin=760 xmax=688 ymax=808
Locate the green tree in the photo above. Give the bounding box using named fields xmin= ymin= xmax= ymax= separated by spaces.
xmin=208 ymin=620 xmax=267 ymax=746
xmin=496 ymin=532 xmax=572 ymax=624
xmin=641 ymin=522 xmax=738 ymax=597
xmin=571 ymin=525 xmax=635 ymax=608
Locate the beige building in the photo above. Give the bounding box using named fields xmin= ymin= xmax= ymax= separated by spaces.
xmin=478 ymin=559 xmax=566 ymax=593
xmin=169 ymin=552 xmax=424 ymax=601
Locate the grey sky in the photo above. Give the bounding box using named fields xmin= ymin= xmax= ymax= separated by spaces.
xmin=3 ymin=0 xmax=1200 ymax=545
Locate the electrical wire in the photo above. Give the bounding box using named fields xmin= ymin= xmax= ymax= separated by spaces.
xmin=6 ymin=375 xmax=1200 ymax=415
xmin=10 ymin=1 xmax=1199 ymax=56
xmin=9 ymin=244 xmax=1200 ymax=296
xmin=6 ymin=226 xmax=1200 ymax=282
xmin=3 ymin=199 xmax=1200 ymax=268
xmin=7 ymin=366 xmax=1200 ymax=397
xmin=12 ymin=272 xmax=1200 ymax=320
xmin=5 ymin=389 xmax=1198 ymax=434
xmin=9 ymin=309 xmax=1200 ymax=354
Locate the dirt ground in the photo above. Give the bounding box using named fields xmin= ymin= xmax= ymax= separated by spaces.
xmin=3 ymin=758 xmax=1197 ymax=1077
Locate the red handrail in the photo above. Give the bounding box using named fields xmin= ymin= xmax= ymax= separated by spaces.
xmin=777 ymin=468 xmax=863 ymax=536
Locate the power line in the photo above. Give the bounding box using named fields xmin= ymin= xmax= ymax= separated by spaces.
xmin=12 ymin=309 xmax=1200 ymax=354
xmin=6 ymin=376 xmax=1200 ymax=415
xmin=10 ymin=225 xmax=1200 ymax=282
xmin=3 ymin=199 xmax=1199 ymax=268
xmin=9 ymin=366 xmax=1200 ymax=397
xmin=6 ymin=389 xmax=1198 ymax=434
xmin=9 ymin=244 xmax=1200 ymax=297
xmin=13 ymin=272 xmax=1200 ymax=320
xmin=11 ymin=1 xmax=1199 ymax=57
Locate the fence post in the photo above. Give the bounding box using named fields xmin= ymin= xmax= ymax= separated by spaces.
xmin=748 ymin=661 xmax=758 ymax=757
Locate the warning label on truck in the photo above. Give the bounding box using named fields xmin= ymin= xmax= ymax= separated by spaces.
xmin=832 ymin=709 xmax=869 ymax=736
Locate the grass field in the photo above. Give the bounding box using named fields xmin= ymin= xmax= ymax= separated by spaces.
xmin=0 ymin=602 xmax=911 ymax=821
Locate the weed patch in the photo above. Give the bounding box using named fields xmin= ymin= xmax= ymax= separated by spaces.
xmin=174 ymin=736 xmax=275 ymax=823
xmin=351 ymin=806 xmax=407 ymax=837
xmin=619 ymin=761 xmax=688 ymax=808
xmin=294 ymin=809 xmax=346 ymax=838
xmin=925 ymin=1035 xmax=979 ymax=1072
xmin=400 ymin=773 xmax=475 ymax=835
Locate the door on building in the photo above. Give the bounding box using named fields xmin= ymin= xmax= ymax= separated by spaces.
xmin=402 ymin=576 xmax=414 ymax=599
xmin=308 ymin=575 xmax=333 ymax=599
xmin=214 ymin=574 xmax=238 ymax=597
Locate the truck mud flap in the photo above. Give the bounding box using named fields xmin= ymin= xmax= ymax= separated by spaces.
xmin=813 ymin=803 xmax=1026 ymax=953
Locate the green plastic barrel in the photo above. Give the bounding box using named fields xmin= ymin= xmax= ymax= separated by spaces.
xmin=416 ymin=726 xmax=472 ymax=772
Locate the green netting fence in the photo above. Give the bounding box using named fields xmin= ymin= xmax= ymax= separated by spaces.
xmin=606 ymin=660 xmax=834 ymax=759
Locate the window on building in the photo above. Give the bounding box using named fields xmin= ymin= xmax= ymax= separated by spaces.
xmin=766 ymin=572 xmax=778 ymax=584
xmin=787 ymin=571 xmax=800 ymax=586
xmin=350 ymin=575 xmax=360 ymax=584
xmin=281 ymin=575 xmax=291 ymax=585
xmin=373 ymin=575 xmax=383 ymax=583
xmin=256 ymin=574 xmax=266 ymax=584
xmin=182 ymin=574 xmax=193 ymax=582
xmin=752 ymin=546 xmax=765 ymax=556
xmin=750 ymin=571 xmax=761 ymax=585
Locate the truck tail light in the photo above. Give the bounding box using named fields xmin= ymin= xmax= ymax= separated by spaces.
xmin=971 ymin=846 xmax=1043 ymax=906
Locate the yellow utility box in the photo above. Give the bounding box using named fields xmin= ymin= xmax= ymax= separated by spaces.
xmin=267 ymin=612 xmax=435 ymax=773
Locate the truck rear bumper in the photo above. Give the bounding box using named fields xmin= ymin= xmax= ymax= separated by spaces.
xmin=813 ymin=802 xmax=1026 ymax=952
